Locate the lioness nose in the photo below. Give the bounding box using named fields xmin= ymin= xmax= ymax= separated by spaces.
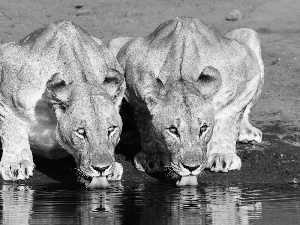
xmin=181 ymin=163 xmax=200 ymax=172
xmin=91 ymin=165 xmax=111 ymax=174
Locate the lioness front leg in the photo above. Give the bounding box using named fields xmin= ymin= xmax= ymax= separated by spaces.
xmin=238 ymin=101 xmax=262 ymax=144
xmin=206 ymin=115 xmax=241 ymax=172
xmin=132 ymin=120 xmax=170 ymax=173
xmin=0 ymin=114 xmax=34 ymax=180
xmin=134 ymin=151 xmax=170 ymax=173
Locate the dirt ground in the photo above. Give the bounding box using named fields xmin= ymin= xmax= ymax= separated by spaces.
xmin=0 ymin=0 xmax=300 ymax=186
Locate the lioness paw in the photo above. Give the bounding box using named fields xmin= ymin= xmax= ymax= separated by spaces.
xmin=134 ymin=152 xmax=147 ymax=172
xmin=134 ymin=152 xmax=160 ymax=173
xmin=107 ymin=162 xmax=123 ymax=181
xmin=134 ymin=152 xmax=168 ymax=173
xmin=238 ymin=124 xmax=262 ymax=144
xmin=0 ymin=160 xmax=34 ymax=181
xmin=0 ymin=149 xmax=35 ymax=181
xmin=207 ymin=153 xmax=241 ymax=172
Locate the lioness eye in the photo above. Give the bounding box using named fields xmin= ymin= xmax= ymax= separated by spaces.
xmin=75 ymin=128 xmax=86 ymax=139
xmin=199 ymin=124 xmax=209 ymax=136
xmin=108 ymin=126 xmax=117 ymax=136
xmin=168 ymin=126 xmax=179 ymax=137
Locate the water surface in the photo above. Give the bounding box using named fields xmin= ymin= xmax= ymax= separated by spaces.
xmin=1 ymin=181 xmax=300 ymax=225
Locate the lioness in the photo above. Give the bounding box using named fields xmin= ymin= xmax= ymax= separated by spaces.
xmin=109 ymin=17 xmax=264 ymax=186
xmin=0 ymin=21 xmax=125 ymax=188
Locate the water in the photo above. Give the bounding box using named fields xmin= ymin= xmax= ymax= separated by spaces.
xmin=1 ymin=181 xmax=300 ymax=225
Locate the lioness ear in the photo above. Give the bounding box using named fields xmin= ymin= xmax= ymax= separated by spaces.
xmin=102 ymin=69 xmax=126 ymax=109
xmin=141 ymin=73 xmax=162 ymax=109
xmin=107 ymin=37 xmax=133 ymax=58
xmin=112 ymin=80 xmax=126 ymax=108
xmin=46 ymin=73 xmax=71 ymax=110
xmin=196 ymin=66 xmax=222 ymax=98
xmin=224 ymin=28 xmax=264 ymax=77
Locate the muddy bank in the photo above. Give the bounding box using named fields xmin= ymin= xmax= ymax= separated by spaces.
xmin=1 ymin=124 xmax=299 ymax=187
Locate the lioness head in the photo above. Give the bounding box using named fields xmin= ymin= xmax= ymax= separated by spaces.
xmin=32 ymin=21 xmax=126 ymax=188
xmin=47 ymin=81 xmax=123 ymax=188
xmin=126 ymin=68 xmax=219 ymax=185
xmin=147 ymin=82 xmax=216 ymax=176
xmin=109 ymin=17 xmax=262 ymax=185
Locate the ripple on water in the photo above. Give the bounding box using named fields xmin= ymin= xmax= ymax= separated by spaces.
xmin=1 ymin=182 xmax=300 ymax=225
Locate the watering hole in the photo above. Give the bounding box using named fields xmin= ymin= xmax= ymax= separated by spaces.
xmin=1 ymin=182 xmax=300 ymax=225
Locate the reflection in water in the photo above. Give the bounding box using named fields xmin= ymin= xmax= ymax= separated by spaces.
xmin=78 ymin=182 xmax=124 ymax=225
xmin=0 ymin=182 xmax=300 ymax=224
xmin=136 ymin=185 xmax=262 ymax=225
xmin=205 ymin=186 xmax=262 ymax=225
xmin=0 ymin=183 xmax=34 ymax=225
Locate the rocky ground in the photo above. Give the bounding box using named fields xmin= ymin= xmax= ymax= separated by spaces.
xmin=0 ymin=0 xmax=300 ymax=186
